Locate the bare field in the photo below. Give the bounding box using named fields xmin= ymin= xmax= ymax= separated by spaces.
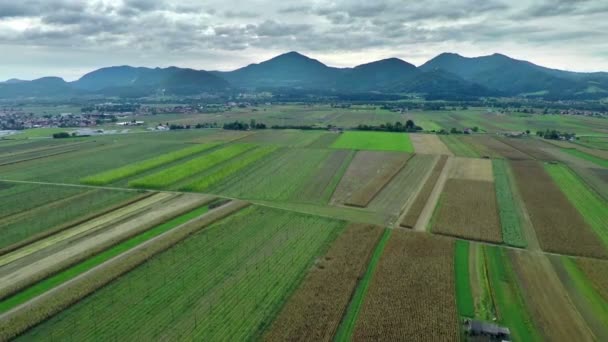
xmin=511 ymin=160 xmax=608 ymax=259
xmin=353 ymin=231 xmax=458 ymax=341
xmin=331 ymin=151 xmax=410 ymax=205
xmin=577 ymin=258 xmax=608 ymax=301
xmin=432 ymin=179 xmax=503 ymax=243
xmin=410 ymin=134 xmax=452 ymax=155
xmin=264 ymin=223 xmax=383 ymax=342
xmin=497 ymin=137 xmax=556 ymax=161
xmin=448 ymin=157 xmax=494 ymax=181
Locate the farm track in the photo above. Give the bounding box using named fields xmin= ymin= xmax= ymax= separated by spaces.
xmin=0 ymin=193 xmax=174 ymax=268
xmin=0 ymin=200 xmax=249 ymax=340
xmin=0 ymin=194 xmax=209 ymax=299
xmin=413 ymin=156 xmax=453 ymax=231
xmin=0 ymin=192 xmax=153 ymax=256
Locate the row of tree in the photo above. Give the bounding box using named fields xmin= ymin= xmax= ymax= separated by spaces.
xmin=356 ymin=120 xmax=421 ymax=132
xmin=536 ymin=129 xmax=576 ymax=140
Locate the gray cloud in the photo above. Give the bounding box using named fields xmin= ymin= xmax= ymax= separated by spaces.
xmin=0 ymin=0 xmax=607 ymax=80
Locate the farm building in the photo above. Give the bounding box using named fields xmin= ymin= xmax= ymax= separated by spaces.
xmin=463 ymin=319 xmax=511 ymax=341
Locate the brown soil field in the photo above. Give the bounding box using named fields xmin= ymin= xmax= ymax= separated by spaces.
xmin=461 ymin=136 xmax=494 ymax=157
xmin=410 ymin=134 xmax=452 ymax=155
xmin=0 ymin=194 xmax=211 ymax=298
xmin=576 ymin=257 xmax=608 ymax=301
xmin=353 ymin=231 xmax=458 ymax=341
xmin=448 ymin=157 xmax=494 ymax=181
xmin=298 ymin=150 xmax=352 ymax=203
xmin=509 ymin=250 xmax=594 ymax=341
xmin=331 ymin=151 xmax=410 ymax=205
xmin=264 ymin=223 xmax=383 ymax=342
xmin=0 ymin=200 xmax=249 ymax=341
xmin=432 ymin=179 xmax=503 ymax=243
xmin=477 ymin=136 xmax=532 ymax=160
xmin=496 ymin=137 xmax=556 ymax=161
xmin=400 ymin=156 xmax=448 ymax=228
xmin=510 ymin=160 xmax=608 ymax=258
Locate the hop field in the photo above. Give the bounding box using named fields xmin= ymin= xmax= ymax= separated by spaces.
xmin=331 ymin=131 xmax=414 ymax=152
xmin=81 ymin=143 xmax=219 ymax=185
xmin=129 ymin=143 xmax=255 ymax=189
xmin=17 ymin=206 xmax=344 ymax=341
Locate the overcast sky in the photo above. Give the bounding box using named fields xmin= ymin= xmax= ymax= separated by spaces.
xmin=1 ymin=0 xmax=607 ymax=81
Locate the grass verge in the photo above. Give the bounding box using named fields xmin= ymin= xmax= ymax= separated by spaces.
xmin=455 ymin=240 xmax=474 ymax=317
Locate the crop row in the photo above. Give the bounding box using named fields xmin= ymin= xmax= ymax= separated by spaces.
xmin=511 ymin=160 xmax=607 ymax=258
xmin=352 ymin=232 xmax=459 ymax=341
xmin=81 ymin=143 xmax=219 ymax=185
xmin=492 ymin=159 xmax=526 ymax=247
xmin=545 ymin=163 xmax=608 ymax=248
xmin=400 ymin=155 xmax=447 ymax=227
xmin=0 ymin=200 xmax=248 ymax=340
xmin=130 ymin=143 xmax=255 ymax=189
xmin=180 ymin=146 xmax=277 ymax=192
xmin=16 ymin=206 xmax=343 ymax=341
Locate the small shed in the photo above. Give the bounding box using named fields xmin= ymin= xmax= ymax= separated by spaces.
xmin=463 ymin=319 xmax=511 ymax=341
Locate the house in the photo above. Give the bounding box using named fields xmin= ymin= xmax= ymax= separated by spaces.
xmin=463 ymin=319 xmax=511 ymax=341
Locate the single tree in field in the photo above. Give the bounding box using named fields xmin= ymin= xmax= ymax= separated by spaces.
xmin=405 ymin=119 xmax=415 ymax=131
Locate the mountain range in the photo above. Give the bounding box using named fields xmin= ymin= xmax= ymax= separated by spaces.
xmin=1 ymin=51 xmax=607 ymax=100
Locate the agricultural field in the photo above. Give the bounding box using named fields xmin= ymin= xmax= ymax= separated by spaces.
xmin=14 ymin=206 xmax=345 ymax=341
xmin=511 ymin=160 xmax=608 ymax=258
xmin=331 ymin=131 xmax=414 ymax=152
xmin=352 ymin=231 xmax=459 ymax=341
xmin=0 ymin=118 xmax=607 ymax=341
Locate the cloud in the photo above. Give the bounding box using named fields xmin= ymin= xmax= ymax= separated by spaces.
xmin=0 ymin=0 xmax=607 ymax=80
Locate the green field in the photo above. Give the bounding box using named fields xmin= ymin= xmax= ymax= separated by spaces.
xmin=439 ymin=135 xmax=480 ymax=157
xmin=0 ymin=204 xmax=211 ymax=313
xmin=562 ymin=148 xmax=608 ymax=168
xmin=545 ymin=163 xmax=608 ymax=248
xmin=493 ymin=160 xmax=526 ymax=247
xmin=130 ymin=143 xmax=255 ymax=189
xmin=561 ymin=257 xmax=608 ymax=329
xmin=484 ymin=246 xmax=540 ymax=341
xmin=454 ymin=240 xmax=475 ymax=318
xmin=331 ymin=131 xmax=414 ymax=152
xmin=81 ymin=143 xmax=219 ymax=185
xmin=18 ymin=206 xmax=344 ymax=341
xmin=181 ymin=146 xmax=277 ymax=192
xmin=0 ymin=187 xmax=137 ymax=250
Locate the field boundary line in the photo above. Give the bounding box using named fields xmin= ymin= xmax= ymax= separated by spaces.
xmin=413 ymin=156 xmax=453 ymax=231
xmin=0 ymin=192 xmax=154 ymax=257
xmin=0 ymin=200 xmax=249 ymax=340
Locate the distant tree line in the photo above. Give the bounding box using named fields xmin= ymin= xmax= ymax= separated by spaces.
xmin=223 ymin=120 xmax=267 ymax=131
xmin=356 ymin=120 xmax=421 ymax=132
xmin=536 ymin=129 xmax=576 ymax=140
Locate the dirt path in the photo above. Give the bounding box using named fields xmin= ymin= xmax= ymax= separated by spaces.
xmin=393 ymin=155 xmax=439 ymax=228
xmin=413 ymin=156 xmax=453 ymax=231
xmin=0 ymin=193 xmax=174 ymax=267
xmin=509 ymin=250 xmax=594 ymax=342
xmin=0 ymin=194 xmax=209 ymax=296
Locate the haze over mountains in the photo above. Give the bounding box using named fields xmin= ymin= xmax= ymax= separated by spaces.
xmin=1 ymin=51 xmax=607 ymax=100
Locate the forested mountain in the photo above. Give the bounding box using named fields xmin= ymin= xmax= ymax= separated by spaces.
xmin=2 ymin=51 xmax=607 ymax=100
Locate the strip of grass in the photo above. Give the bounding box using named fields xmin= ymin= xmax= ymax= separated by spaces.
xmin=484 ymin=246 xmax=541 ymax=342
xmin=130 ymin=143 xmax=255 ymax=189
xmin=331 ymin=131 xmax=414 ymax=152
xmin=562 ymin=148 xmax=608 ymax=168
xmin=81 ymin=143 xmax=219 ymax=185
xmin=455 ymin=240 xmax=474 ymax=317
xmin=545 ymin=163 xmax=608 ymax=248
xmin=493 ymin=160 xmax=526 ymax=247
xmin=180 ymin=146 xmax=276 ymax=191
xmin=334 ymin=228 xmax=391 ymax=342
xmin=0 ymin=205 xmax=210 ymax=313
xmin=562 ymin=257 xmax=608 ymax=327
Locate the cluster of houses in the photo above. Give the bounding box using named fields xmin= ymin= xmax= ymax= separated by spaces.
xmin=0 ymin=110 xmax=97 ymax=130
